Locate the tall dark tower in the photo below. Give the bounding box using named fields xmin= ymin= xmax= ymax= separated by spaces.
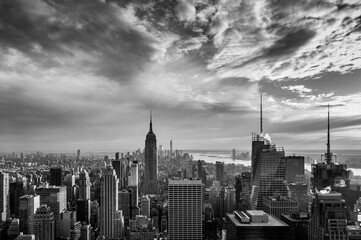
xmin=144 ymin=111 xmax=158 ymax=194
xmin=311 ymin=105 xmax=350 ymax=192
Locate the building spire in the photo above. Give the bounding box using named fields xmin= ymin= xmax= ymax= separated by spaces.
xmin=260 ymin=93 xmax=263 ymax=134
xmin=325 ymin=104 xmax=332 ymax=164
xmin=149 ymin=110 xmax=153 ymax=133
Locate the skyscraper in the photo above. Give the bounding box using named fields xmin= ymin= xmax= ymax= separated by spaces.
xmin=77 ymin=149 xmax=81 ymax=161
xmin=197 ymin=160 xmax=203 ymax=180
xmin=128 ymin=160 xmax=139 ymax=187
xmin=144 ymin=112 xmax=158 ymax=194
xmin=78 ymin=169 xmax=90 ymax=200
xmin=141 ymin=196 xmax=150 ymax=218
xmin=216 ymin=161 xmax=224 ymax=186
xmin=19 ymin=195 xmax=40 ymax=234
xmin=250 ymin=95 xmax=288 ymax=210
xmin=32 ymin=205 xmax=55 ymax=240
xmin=168 ymin=179 xmax=202 ymax=240
xmin=0 ymin=171 xmax=9 ymax=221
xmin=311 ymin=106 xmax=350 ymax=192
xmin=9 ymin=181 xmax=24 ymax=217
xmin=35 ymin=186 xmax=67 ymax=238
xmin=170 ymin=139 xmax=173 ymax=157
xmin=100 ymin=166 xmax=120 ymax=238
xmin=309 ymin=191 xmax=348 ymax=240
xmin=49 ymin=167 xmax=62 ymax=186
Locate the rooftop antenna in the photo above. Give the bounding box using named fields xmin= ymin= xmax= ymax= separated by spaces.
xmin=149 ymin=110 xmax=153 ymax=133
xmin=260 ymin=93 xmax=263 ymax=134
xmin=325 ymin=104 xmax=333 ymax=164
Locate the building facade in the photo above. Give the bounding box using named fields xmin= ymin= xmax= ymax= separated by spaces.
xmin=168 ymin=179 xmax=202 ymax=240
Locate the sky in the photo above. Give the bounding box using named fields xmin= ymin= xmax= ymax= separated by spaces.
xmin=1 ymin=0 xmax=361 ymax=152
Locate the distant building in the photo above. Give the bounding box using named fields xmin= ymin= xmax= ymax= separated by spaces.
xmin=197 ymin=160 xmax=203 ymax=180
xmin=216 ymin=161 xmax=224 ymax=186
xmin=263 ymin=196 xmax=298 ymax=220
xmin=226 ymin=210 xmax=289 ymax=240
xmin=285 ymin=156 xmax=304 ymax=183
xmin=144 ymin=113 xmax=158 ymax=194
xmin=76 ymin=149 xmax=81 ymax=161
xmin=235 ymin=172 xmax=251 ymax=211
xmin=32 ymin=205 xmax=55 ymax=240
xmin=281 ymin=211 xmax=310 ymax=240
xmin=170 ymin=140 xmax=173 ymax=157
xmin=168 ymin=179 xmax=202 ymax=240
xmin=309 ymin=191 xmax=348 ymax=240
xmin=0 ymin=171 xmax=9 ymax=221
xmin=49 ymin=167 xmax=62 ymax=186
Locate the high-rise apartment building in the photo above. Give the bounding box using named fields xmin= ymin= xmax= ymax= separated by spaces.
xmin=309 ymin=191 xmax=348 ymax=240
xmin=216 ymin=161 xmax=224 ymax=186
xmin=144 ymin=113 xmax=158 ymax=194
xmin=32 ymin=205 xmax=55 ymax=240
xmin=49 ymin=167 xmax=62 ymax=186
xmin=168 ymin=179 xmax=202 ymax=240
xmin=0 ymin=171 xmax=9 ymax=221
xmin=35 ymin=186 xmax=67 ymax=238
xmin=19 ymin=195 xmax=40 ymax=234
xmin=100 ymin=166 xmax=121 ymax=238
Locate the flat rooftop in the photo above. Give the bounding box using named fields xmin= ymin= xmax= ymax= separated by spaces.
xmin=227 ymin=211 xmax=288 ymax=227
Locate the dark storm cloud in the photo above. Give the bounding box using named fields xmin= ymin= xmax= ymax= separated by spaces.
xmin=0 ymin=0 xmax=158 ymax=82
xmin=264 ymin=29 xmax=316 ymax=57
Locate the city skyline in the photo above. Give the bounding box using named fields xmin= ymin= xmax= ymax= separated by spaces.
xmin=1 ymin=0 xmax=361 ymax=151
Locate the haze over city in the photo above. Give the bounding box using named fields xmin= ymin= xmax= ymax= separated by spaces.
xmin=1 ymin=0 xmax=361 ymax=151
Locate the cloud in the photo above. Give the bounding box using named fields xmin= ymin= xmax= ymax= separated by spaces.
xmin=175 ymin=0 xmax=196 ymax=22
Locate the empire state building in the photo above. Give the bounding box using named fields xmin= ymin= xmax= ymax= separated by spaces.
xmin=144 ymin=112 xmax=158 ymax=194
